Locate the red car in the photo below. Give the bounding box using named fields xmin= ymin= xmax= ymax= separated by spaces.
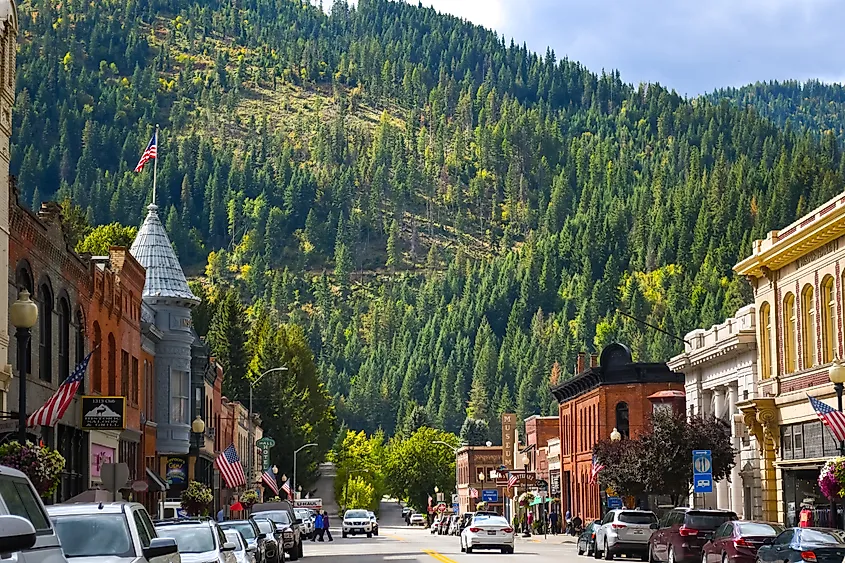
xmin=701 ymin=521 xmax=782 ymax=563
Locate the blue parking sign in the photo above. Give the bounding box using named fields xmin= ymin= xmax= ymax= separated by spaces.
xmin=692 ymin=450 xmax=713 ymax=493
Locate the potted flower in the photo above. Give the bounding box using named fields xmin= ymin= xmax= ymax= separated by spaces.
xmin=241 ymin=490 xmax=259 ymax=509
xmin=819 ymin=458 xmax=845 ymax=499
xmin=518 ymin=491 xmax=535 ymax=507
xmin=181 ymin=481 xmax=213 ymax=516
xmin=0 ymin=440 xmax=65 ymax=498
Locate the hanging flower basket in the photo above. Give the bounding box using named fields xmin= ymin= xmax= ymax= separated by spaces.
xmin=241 ymin=490 xmax=259 ymax=509
xmin=819 ymin=458 xmax=845 ymax=498
xmin=181 ymin=481 xmax=213 ymax=516
xmin=0 ymin=441 xmax=65 ymax=499
xmin=267 ymin=496 xmax=281 ymax=503
xmin=518 ymin=492 xmax=535 ymax=507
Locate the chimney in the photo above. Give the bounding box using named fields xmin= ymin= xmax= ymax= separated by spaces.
xmin=590 ymin=354 xmax=599 ymax=368
xmin=576 ymin=352 xmax=589 ymax=373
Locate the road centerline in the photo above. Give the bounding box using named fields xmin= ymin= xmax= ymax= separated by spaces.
xmin=422 ymin=549 xmax=458 ymax=563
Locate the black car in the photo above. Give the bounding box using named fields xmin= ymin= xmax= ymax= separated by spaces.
xmin=254 ymin=511 xmax=302 ymax=561
xmin=578 ymin=520 xmax=603 ymax=557
xmin=756 ymin=528 xmax=845 ymax=563
xmin=220 ymin=519 xmax=267 ymax=563
xmin=252 ymin=518 xmax=283 ymax=563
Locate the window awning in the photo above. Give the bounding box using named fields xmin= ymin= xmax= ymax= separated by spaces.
xmin=146 ymin=467 xmax=169 ymax=492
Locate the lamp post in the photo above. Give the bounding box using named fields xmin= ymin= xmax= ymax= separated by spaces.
xmin=830 ymin=359 xmax=845 ymax=455
xmin=248 ymin=366 xmax=287 ymax=487
xmin=610 ymin=428 xmax=622 ymax=442
xmin=292 ymin=442 xmax=317 ymax=499
xmin=10 ymin=289 xmax=38 ymax=444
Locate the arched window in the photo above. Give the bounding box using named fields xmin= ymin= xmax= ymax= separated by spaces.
xmin=822 ymin=276 xmax=836 ymax=364
xmin=38 ymin=282 xmax=53 ymax=383
xmin=57 ymin=297 xmax=70 ymax=382
xmin=760 ymin=302 xmax=772 ymax=379
xmin=784 ymin=293 xmax=797 ymax=373
xmin=107 ymin=333 xmax=116 ymax=396
xmin=802 ymin=284 xmax=816 ymax=368
xmin=92 ymin=322 xmax=102 ymax=392
xmin=615 ymin=402 xmax=629 ymax=439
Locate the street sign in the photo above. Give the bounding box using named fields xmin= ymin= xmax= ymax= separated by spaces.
xmin=257 ymin=437 xmax=275 ymax=471
xmin=607 ymin=497 xmax=623 ymax=509
xmin=536 ymin=479 xmax=548 ymax=492
xmin=256 ymin=437 xmax=276 ymax=448
xmin=101 ymin=462 xmax=130 ymax=493
xmin=482 ymin=489 xmax=499 ymax=503
xmin=453 ymin=503 xmax=459 ymax=514
xmin=452 ymin=494 xmax=459 ymax=504
xmin=693 ymin=450 xmax=713 ymax=494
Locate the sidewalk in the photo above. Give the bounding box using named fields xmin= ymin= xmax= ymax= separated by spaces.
xmin=516 ymin=532 xmax=578 ymax=545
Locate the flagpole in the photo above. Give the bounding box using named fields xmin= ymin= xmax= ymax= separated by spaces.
xmin=152 ymin=124 xmax=159 ymax=205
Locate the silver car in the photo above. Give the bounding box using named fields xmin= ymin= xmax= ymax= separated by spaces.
xmin=155 ymin=519 xmax=236 ymax=563
xmin=223 ymin=530 xmax=254 ymax=563
xmin=595 ymin=509 xmax=658 ymax=560
xmin=47 ymin=502 xmax=180 ymax=563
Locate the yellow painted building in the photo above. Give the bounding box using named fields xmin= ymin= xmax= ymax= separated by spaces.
xmin=735 ymin=192 xmax=845 ymax=526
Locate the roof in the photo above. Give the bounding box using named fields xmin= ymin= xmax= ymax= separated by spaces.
xmin=46 ymin=502 xmax=141 ymax=516
xmin=0 ymin=464 xmax=28 ymax=479
xmin=648 ymin=390 xmax=686 ymax=399
xmin=129 ymin=204 xmax=200 ymax=306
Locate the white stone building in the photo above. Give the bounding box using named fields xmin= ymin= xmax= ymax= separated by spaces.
xmin=668 ymin=305 xmax=761 ymax=519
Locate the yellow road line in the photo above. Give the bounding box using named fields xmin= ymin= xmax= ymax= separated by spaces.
xmin=386 ymin=534 xmax=406 ymax=541
xmin=422 ymin=549 xmax=458 ymax=563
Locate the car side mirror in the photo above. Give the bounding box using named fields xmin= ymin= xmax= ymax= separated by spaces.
xmin=296 ymin=518 xmax=303 ymax=525
xmin=143 ymin=537 xmax=179 ymax=560
xmin=650 ymin=523 xmax=659 ymax=530
xmin=0 ymin=515 xmax=37 ymax=556
xmin=222 ymin=542 xmax=237 ymax=552
xmin=262 ymin=533 xmax=273 ymax=540
xmin=761 ymin=538 xmax=774 ymax=545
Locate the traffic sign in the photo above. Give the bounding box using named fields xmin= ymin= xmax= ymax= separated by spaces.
xmin=693 ymin=449 xmax=713 ymax=493
xmin=453 ymin=503 xmax=459 ymax=513
xmin=607 ymin=497 xmax=623 ymax=509
xmin=482 ymin=489 xmax=499 ymax=503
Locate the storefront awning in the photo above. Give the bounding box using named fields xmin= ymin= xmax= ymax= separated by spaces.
xmin=146 ymin=467 xmax=169 ymax=492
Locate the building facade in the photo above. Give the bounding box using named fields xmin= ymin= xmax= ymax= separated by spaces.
xmin=551 ymin=343 xmax=685 ymax=521
xmin=668 ymin=305 xmax=761 ymax=519
xmin=735 ymin=192 xmax=845 ymax=526
xmin=456 ymin=445 xmax=507 ymax=514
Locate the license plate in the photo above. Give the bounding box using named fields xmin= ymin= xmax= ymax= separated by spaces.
xmin=633 ymin=530 xmax=644 ymax=535
xmin=488 ymin=531 xmax=497 ymax=535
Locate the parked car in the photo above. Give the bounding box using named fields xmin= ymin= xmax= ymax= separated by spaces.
xmin=755 ymin=528 xmax=845 ymax=563
xmin=578 ymin=520 xmax=603 ymax=557
xmin=460 ymin=514 xmax=515 ymax=554
xmin=447 ymin=515 xmax=461 ymax=536
xmin=154 ymin=518 xmax=236 ymax=563
xmin=367 ymin=511 xmax=379 ymax=536
xmin=223 ymin=529 xmax=254 ymax=563
xmin=457 ymin=512 xmax=476 ymax=534
xmin=251 ymin=518 xmax=281 ymax=563
xmin=430 ymin=515 xmax=442 ymax=534
xmin=251 ymin=504 xmax=303 ymax=561
xmin=48 ymin=502 xmax=179 ymax=563
xmin=595 ymin=509 xmax=658 ymax=560
xmin=648 ymin=509 xmax=738 ymax=563
xmin=219 ymin=519 xmax=266 ymax=563
xmin=410 ymin=513 xmax=425 ymax=526
xmin=0 ymin=464 xmax=70 ymax=563
xmin=294 ymin=508 xmax=315 ymax=540
xmin=402 ymin=507 xmax=411 ymax=519
xmin=701 ymin=521 xmax=782 ymax=563
xmin=342 ymin=509 xmax=373 ymax=538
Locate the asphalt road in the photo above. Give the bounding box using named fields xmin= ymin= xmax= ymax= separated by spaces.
xmin=300 ymin=500 xmax=580 ymax=563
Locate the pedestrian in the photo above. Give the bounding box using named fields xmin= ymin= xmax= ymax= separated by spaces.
xmin=526 ymin=511 xmax=533 ymax=535
xmin=314 ymin=512 xmax=324 ymax=541
xmin=323 ymin=511 xmax=333 ymax=542
xmin=550 ymin=511 xmax=559 ymax=535
xmin=216 ymin=507 xmax=225 ymax=523
xmin=572 ymin=514 xmax=583 ymax=536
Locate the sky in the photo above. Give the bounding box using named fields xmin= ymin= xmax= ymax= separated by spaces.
xmin=411 ymin=0 xmax=845 ymax=96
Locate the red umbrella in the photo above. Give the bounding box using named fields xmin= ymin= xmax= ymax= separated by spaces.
xmin=230 ymin=501 xmax=244 ymax=512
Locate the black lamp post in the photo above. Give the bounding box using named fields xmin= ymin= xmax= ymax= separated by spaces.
xmin=830 ymin=360 xmax=845 ymax=455
xmin=10 ymin=289 xmax=38 ymax=444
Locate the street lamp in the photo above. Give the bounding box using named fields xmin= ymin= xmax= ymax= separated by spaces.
xmin=248 ymin=366 xmax=288 ymax=486
xmin=292 ymin=442 xmax=317 ymax=498
xmin=610 ymin=428 xmax=622 ymax=442
xmin=486 ymin=441 xmax=493 ymax=447
xmin=10 ymin=289 xmax=38 ymax=444
xmin=830 ymin=359 xmax=845 ymax=455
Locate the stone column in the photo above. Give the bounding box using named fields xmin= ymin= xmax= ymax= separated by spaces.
xmin=728 ymin=385 xmax=743 ymax=517
xmin=714 ymin=388 xmax=730 ymax=509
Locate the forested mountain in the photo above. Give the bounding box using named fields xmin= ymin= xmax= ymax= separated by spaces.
xmin=11 ymin=0 xmax=845 ymax=439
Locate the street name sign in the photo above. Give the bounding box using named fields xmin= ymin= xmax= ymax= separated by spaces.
xmin=482 ymin=489 xmax=499 ymax=502
xmin=693 ymin=449 xmax=713 ymax=493
xmin=607 ymin=496 xmax=623 ymax=510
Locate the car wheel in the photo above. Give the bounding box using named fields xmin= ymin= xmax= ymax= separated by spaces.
xmin=466 ymin=546 xmax=473 ymax=554
xmin=588 ymin=542 xmax=594 ymax=557
xmin=595 ymin=543 xmax=603 ymax=559
xmin=342 ymin=532 xmax=347 ymax=539
xmin=297 ymin=542 xmax=303 ymax=559
xmin=605 ymin=541 xmax=614 ymax=561
xmin=289 ymin=545 xmax=299 ymax=561
xmin=460 ymin=538 xmax=466 ymax=553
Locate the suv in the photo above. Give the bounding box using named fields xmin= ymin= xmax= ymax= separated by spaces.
xmin=342 ymin=509 xmax=373 ymax=538
xmin=251 ymin=501 xmax=303 ymax=561
xmin=0 ymin=464 xmax=68 ymax=563
xmin=648 ymin=509 xmax=738 ymax=563
xmin=155 ymin=518 xmax=237 ymax=563
xmin=48 ymin=502 xmax=179 ymax=563
xmin=219 ymin=519 xmax=267 ymax=563
xmin=594 ymin=509 xmax=658 ymax=560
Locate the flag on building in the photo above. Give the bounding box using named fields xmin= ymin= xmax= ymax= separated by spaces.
xmin=216 ymin=444 xmax=247 ymax=488
xmin=809 ymin=394 xmax=845 ymax=442
xmin=589 ymin=454 xmax=605 ymax=484
xmin=134 ymin=131 xmax=158 ymax=172
xmin=427 ymin=494 xmax=433 ymax=508
xmin=282 ymin=480 xmax=292 ymax=496
xmin=469 ymin=487 xmax=479 ymax=498
xmin=507 ymin=472 xmax=518 ymax=489
xmin=261 ymin=468 xmax=279 ymax=495
xmin=27 ymin=351 xmax=93 ymax=428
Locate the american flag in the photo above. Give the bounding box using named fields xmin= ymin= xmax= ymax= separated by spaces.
xmin=282 ymin=480 xmax=292 ymax=497
xmin=134 ymin=131 xmax=157 ymax=172
xmin=507 ymin=472 xmax=519 ymax=489
xmin=261 ymin=468 xmax=279 ymax=495
xmin=27 ymin=352 xmax=92 ymax=428
xmin=809 ymin=395 xmax=845 ymax=442
xmin=469 ymin=487 xmax=479 ymax=498
xmin=589 ymin=454 xmax=605 ymax=484
xmin=216 ymin=444 xmax=247 ymax=488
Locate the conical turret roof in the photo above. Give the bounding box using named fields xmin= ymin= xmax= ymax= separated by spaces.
xmin=130 ymin=203 xmax=200 ymax=306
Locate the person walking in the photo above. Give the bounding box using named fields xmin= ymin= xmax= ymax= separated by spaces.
xmin=322 ymin=511 xmax=333 ymax=542
xmin=217 ymin=507 xmax=225 ymax=523
xmin=314 ymin=512 xmax=324 ymax=541
xmin=550 ymin=511 xmax=559 ymax=535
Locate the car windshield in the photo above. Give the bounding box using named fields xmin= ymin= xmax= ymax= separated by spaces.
xmin=345 ymin=510 xmax=368 ymax=519
xmin=619 ymin=512 xmax=658 ymax=524
xmin=255 ymin=519 xmax=275 ymax=534
xmin=294 ymin=509 xmax=310 ymax=519
xmin=224 ymin=530 xmax=245 ymax=551
xmin=157 ymin=524 xmax=217 ymax=553
xmin=222 ymin=522 xmax=257 ymax=540
xmin=52 ymin=514 xmax=135 ymax=558
xmin=474 ymin=516 xmax=508 ymax=526
xmin=257 ymin=511 xmax=291 ymax=525
xmin=685 ymin=512 xmax=737 ymax=530
xmin=737 ymin=523 xmax=780 ymax=537
xmin=801 ymin=530 xmax=845 ymax=544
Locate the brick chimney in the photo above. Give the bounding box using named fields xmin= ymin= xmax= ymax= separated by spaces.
xmin=576 ymin=352 xmax=589 ymax=373
xmin=590 ymin=353 xmax=599 ymax=368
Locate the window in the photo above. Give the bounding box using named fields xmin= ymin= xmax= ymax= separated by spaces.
xmin=793 ymin=425 xmax=803 ymax=457
xmin=774 ymin=530 xmax=794 ymax=545
xmin=144 ymin=360 xmax=154 ymax=420
xmin=121 ymin=350 xmax=129 ymax=398
xmin=108 ymin=334 xmax=117 ymax=395
xmin=760 ymin=302 xmax=772 ymax=379
xmin=52 ymin=514 xmax=134 ymax=558
xmin=784 ymin=293 xmax=797 ymax=373
xmin=0 ymin=475 xmax=51 ymax=531
xmin=801 ymin=284 xmax=816 ymax=368
xmin=615 ymin=402 xmax=629 ymax=439
xmin=133 ymin=510 xmax=152 ymax=548
xmin=58 ymin=298 xmax=70 ymax=382
xmin=93 ymin=323 xmax=102 ymax=392
xmin=822 ymin=276 xmax=836 ymax=363
xmin=39 ymin=282 xmax=53 ymax=383
xmin=131 ymin=357 xmax=139 ymax=405
xmin=170 ymin=369 xmax=189 ymax=424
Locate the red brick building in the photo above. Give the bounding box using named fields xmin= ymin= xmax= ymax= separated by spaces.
xmin=456 ymin=445 xmax=507 ymax=514
xmin=524 ymin=415 xmax=559 ymax=483
xmin=551 ymin=343 xmax=685 ymax=521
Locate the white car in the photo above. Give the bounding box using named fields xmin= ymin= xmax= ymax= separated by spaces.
xmin=342 ymin=509 xmax=373 ymax=538
xmin=594 ymin=509 xmax=658 ymax=560
xmin=367 ymin=511 xmax=379 ymax=536
xmin=155 ymin=519 xmax=237 ymax=563
xmin=409 ymin=513 xmax=425 ymax=526
xmin=223 ymin=530 xmax=254 ymax=563
xmin=294 ymin=508 xmax=315 ymax=539
xmin=460 ymin=514 xmax=515 ymax=554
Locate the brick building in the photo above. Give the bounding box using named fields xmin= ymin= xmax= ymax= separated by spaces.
xmin=551 ymin=343 xmax=685 ymax=521
xmin=456 ymin=445 xmax=506 ymax=514
xmin=524 ymin=415 xmax=559 ymax=483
